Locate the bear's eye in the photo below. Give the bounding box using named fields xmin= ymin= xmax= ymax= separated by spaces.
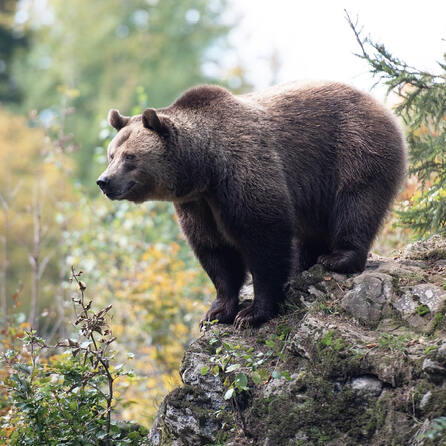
xmin=125 ymin=154 xmax=136 ymax=161
xmin=109 ymin=154 xmax=114 ymax=160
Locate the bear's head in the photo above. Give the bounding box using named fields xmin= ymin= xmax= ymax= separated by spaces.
xmin=97 ymin=108 xmax=182 ymax=204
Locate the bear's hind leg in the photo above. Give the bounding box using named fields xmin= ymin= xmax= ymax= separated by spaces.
xmin=318 ymin=188 xmax=387 ymax=274
xmin=318 ymin=249 xmax=367 ymax=273
xmin=298 ymin=238 xmax=329 ymax=271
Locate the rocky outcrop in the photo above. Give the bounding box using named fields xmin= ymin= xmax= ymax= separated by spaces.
xmin=148 ymin=236 xmax=446 ymax=446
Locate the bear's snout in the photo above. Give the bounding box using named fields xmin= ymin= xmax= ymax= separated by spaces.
xmin=96 ymin=175 xmax=109 ymax=191
xmin=96 ymin=173 xmax=137 ymax=200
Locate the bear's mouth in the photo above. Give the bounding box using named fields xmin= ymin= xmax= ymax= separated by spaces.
xmin=105 ymin=181 xmax=136 ymax=200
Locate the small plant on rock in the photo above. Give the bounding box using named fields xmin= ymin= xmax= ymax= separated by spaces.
xmin=423 ymin=416 xmax=446 ymax=442
xmin=200 ymin=321 xmax=291 ymax=402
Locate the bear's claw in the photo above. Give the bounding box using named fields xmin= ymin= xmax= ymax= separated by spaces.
xmin=233 ymin=302 xmax=271 ymax=329
xmin=200 ymin=299 xmax=239 ymax=327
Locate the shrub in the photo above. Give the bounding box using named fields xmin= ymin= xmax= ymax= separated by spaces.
xmin=0 ymin=268 xmax=147 ymax=445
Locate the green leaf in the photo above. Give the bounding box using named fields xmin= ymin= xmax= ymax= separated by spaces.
xmin=200 ymin=366 xmax=209 ymax=376
xmin=258 ymin=368 xmax=270 ymax=382
xmin=234 ymin=373 xmax=248 ymax=390
xmin=251 ymin=371 xmax=263 ymax=385
xmin=224 ymin=387 xmax=235 ymax=400
xmin=281 ymin=371 xmax=292 ymax=381
xmin=226 ymin=363 xmax=241 ymax=373
xmin=272 ymin=370 xmax=282 ymax=379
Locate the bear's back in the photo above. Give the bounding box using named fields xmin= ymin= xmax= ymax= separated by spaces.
xmin=169 ymin=81 xmax=405 ymax=195
xmin=173 ymin=84 xmax=233 ymax=110
xmin=242 ymin=81 xmax=406 ymax=185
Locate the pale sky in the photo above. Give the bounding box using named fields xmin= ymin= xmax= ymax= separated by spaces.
xmin=227 ymin=0 xmax=446 ymax=100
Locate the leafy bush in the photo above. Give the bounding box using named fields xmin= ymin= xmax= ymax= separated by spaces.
xmin=0 ymin=269 xmax=147 ymax=445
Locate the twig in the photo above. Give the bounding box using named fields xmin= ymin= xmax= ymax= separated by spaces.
xmin=70 ymin=266 xmax=115 ymax=446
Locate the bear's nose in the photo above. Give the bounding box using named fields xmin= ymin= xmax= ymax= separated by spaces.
xmin=96 ymin=176 xmax=110 ymax=191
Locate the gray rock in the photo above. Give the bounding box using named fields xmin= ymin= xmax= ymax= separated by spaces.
xmin=148 ymin=386 xmax=222 ymax=446
xmin=422 ymin=358 xmax=446 ymax=376
xmin=240 ymin=279 xmax=254 ymax=301
xmin=331 ymin=272 xmax=347 ymax=282
xmin=392 ymin=292 xmax=418 ymax=317
xmin=402 ymin=234 xmax=446 ymax=261
xmin=351 ymin=376 xmax=383 ymax=397
xmin=180 ymin=347 xmax=225 ymax=411
xmin=399 ymin=259 xmax=428 ymax=268
xmin=164 ymin=403 xmax=220 ymax=444
xmin=375 ymin=260 xmax=423 ymax=277
xmin=341 ymin=272 xmax=393 ymax=326
xmin=182 ymin=352 xmax=220 ymax=389
xmin=437 ymin=342 xmax=446 ymax=364
xmin=393 ymin=284 xmax=446 ymax=330
xmin=289 ymin=315 xmax=327 ymax=359
xmin=289 ymin=337 xmax=312 ymax=360
xmin=411 ymin=284 xmax=446 ymax=312
xmin=263 ymin=372 xmax=307 ymax=399
xmin=308 ymin=284 xmax=326 ymax=299
xmin=419 ymin=390 xmax=432 ymax=410
xmin=289 ymin=431 xmax=309 ymax=444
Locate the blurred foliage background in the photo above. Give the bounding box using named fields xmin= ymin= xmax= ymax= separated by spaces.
xmin=0 ymin=0 xmax=250 ymax=427
xmin=0 ymin=0 xmax=443 ymax=438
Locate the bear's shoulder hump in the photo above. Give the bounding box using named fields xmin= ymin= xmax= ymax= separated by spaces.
xmin=173 ymin=85 xmax=232 ymax=109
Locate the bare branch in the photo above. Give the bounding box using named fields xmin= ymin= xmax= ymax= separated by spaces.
xmin=344 ymin=10 xmax=368 ymax=59
xmin=38 ymin=252 xmax=54 ymax=279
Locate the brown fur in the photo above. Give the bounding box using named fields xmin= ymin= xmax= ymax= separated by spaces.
xmin=97 ymin=81 xmax=407 ymax=327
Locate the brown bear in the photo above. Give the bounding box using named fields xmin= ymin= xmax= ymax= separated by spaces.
xmin=97 ymin=81 xmax=406 ymax=327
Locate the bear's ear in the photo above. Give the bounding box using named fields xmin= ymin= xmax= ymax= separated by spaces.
xmin=108 ymin=109 xmax=130 ymax=130
xmin=142 ymin=108 xmax=169 ymax=136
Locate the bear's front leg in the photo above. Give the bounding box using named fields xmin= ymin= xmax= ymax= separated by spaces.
xmin=197 ymin=243 xmax=247 ymax=324
xmin=233 ymin=220 xmax=294 ymax=328
xmin=175 ymin=200 xmax=247 ymax=325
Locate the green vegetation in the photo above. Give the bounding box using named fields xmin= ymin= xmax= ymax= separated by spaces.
xmin=423 ymin=416 xmax=446 ymax=441
xmin=417 ymin=304 xmax=431 ymax=316
xmin=0 ymin=270 xmax=146 ymax=445
xmin=347 ymin=12 xmax=446 ymax=236
xmin=377 ymin=332 xmax=412 ymax=351
xmin=201 ymin=321 xmax=292 ymax=403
